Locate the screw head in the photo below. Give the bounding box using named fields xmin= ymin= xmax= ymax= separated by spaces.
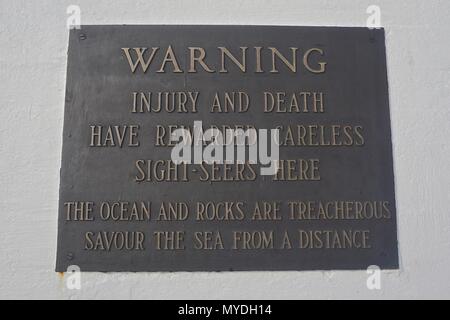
xmin=79 ymin=33 xmax=87 ymax=40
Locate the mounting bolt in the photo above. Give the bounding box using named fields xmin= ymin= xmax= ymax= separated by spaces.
xmin=79 ymin=33 xmax=87 ymax=40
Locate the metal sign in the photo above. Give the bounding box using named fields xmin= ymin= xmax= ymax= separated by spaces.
xmin=56 ymin=25 xmax=398 ymax=272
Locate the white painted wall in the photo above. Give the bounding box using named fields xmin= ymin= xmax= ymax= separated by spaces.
xmin=0 ymin=0 xmax=449 ymax=300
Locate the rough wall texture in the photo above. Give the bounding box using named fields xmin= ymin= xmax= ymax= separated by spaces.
xmin=0 ymin=0 xmax=449 ymax=299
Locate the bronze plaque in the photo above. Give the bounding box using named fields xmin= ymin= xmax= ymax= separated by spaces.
xmin=56 ymin=25 xmax=398 ymax=272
